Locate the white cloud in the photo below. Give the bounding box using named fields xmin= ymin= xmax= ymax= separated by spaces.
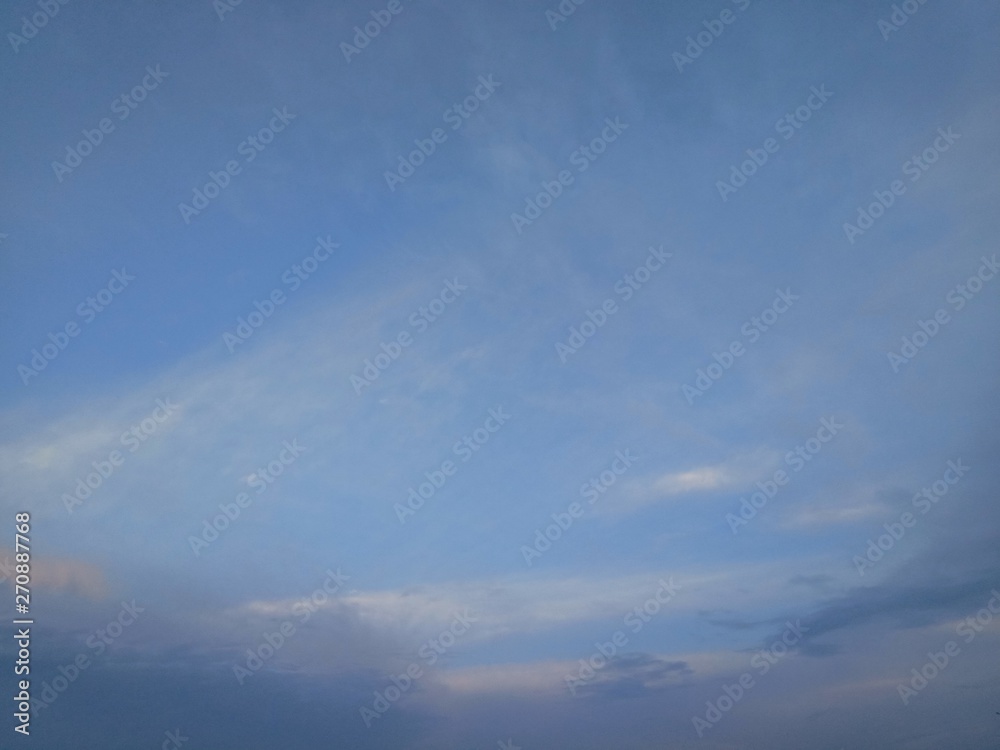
xmin=229 ymin=559 xmax=839 ymax=645
xmin=606 ymin=448 xmax=781 ymax=515
xmin=779 ymin=482 xmax=891 ymax=529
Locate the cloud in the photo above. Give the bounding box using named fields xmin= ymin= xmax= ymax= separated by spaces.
xmin=569 ymin=653 xmax=693 ymax=698
xmin=0 ymin=549 xmax=107 ymax=600
xmin=608 ymin=448 xmax=781 ymax=515
xmin=233 ymin=572 xmax=697 ymax=643
xmin=778 ymin=481 xmax=892 ymax=529
xmin=229 ymin=559 xmax=848 ymax=649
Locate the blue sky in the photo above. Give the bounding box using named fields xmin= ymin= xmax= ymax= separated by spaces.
xmin=1 ymin=1 xmax=999 ymax=747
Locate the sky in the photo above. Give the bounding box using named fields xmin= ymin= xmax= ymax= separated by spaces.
xmin=1 ymin=0 xmax=999 ymax=748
